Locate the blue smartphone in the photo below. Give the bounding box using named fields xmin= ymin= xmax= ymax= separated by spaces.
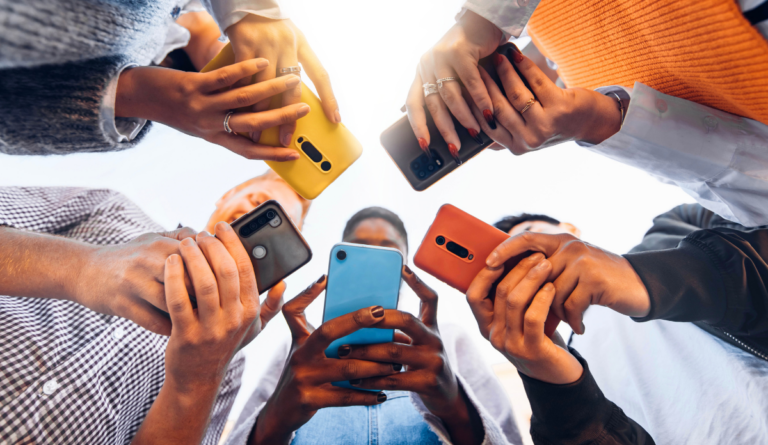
xmin=323 ymin=243 xmax=403 ymax=388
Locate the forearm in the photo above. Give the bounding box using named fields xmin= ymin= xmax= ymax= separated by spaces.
xmin=247 ymin=410 xmax=293 ymax=445
xmin=432 ymin=386 xmax=485 ymax=445
xmin=0 ymin=227 xmax=95 ymax=302
xmin=132 ymin=380 xmax=222 ymax=445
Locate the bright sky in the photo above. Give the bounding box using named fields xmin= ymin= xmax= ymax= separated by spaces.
xmin=0 ymin=0 xmax=694 ymax=424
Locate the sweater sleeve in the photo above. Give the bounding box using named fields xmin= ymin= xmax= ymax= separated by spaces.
xmin=520 ymin=348 xmax=655 ymax=445
xmin=0 ymin=56 xmax=152 ymax=155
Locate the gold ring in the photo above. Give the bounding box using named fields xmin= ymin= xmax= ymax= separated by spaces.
xmin=519 ymin=98 xmax=536 ymax=115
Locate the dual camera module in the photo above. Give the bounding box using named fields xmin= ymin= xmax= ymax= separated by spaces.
xmin=238 ymin=209 xmax=281 ymax=238
xmin=410 ymin=151 xmax=443 ymax=180
xmin=298 ymin=137 xmax=332 ymax=172
xmin=436 ymin=236 xmax=473 ymax=260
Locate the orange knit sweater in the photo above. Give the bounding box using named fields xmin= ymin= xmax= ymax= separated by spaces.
xmin=527 ymin=0 xmax=768 ymax=125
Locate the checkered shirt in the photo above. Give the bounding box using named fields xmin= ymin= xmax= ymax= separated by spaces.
xmin=0 ymin=187 xmax=244 ymax=445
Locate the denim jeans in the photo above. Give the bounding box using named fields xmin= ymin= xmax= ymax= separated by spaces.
xmin=291 ymin=391 xmax=441 ymax=445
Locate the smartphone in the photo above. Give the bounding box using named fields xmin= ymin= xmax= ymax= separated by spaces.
xmin=380 ymin=43 xmax=527 ymax=191
xmin=202 ymin=44 xmax=363 ymax=200
xmin=323 ymin=243 xmax=403 ymax=389
xmin=413 ymin=204 xmax=559 ymax=336
xmin=230 ymin=200 xmax=312 ymax=294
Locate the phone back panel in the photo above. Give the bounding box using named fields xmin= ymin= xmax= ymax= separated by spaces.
xmin=202 ymin=45 xmax=363 ymax=200
xmin=231 ymin=200 xmax=312 ymax=294
xmin=323 ymin=243 xmax=403 ymax=357
xmin=379 ymin=43 xmax=525 ymax=192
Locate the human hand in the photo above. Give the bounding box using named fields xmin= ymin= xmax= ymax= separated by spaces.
xmin=74 ymin=227 xmax=197 ymax=336
xmin=470 ymin=44 xmax=621 ymax=155
xmin=467 ymin=255 xmax=583 ymax=384
xmin=115 ymin=60 xmax=309 ymax=161
xmin=252 ymin=277 xmax=396 ymax=445
xmin=227 ymin=15 xmax=340 ymax=147
xmin=339 ymin=267 xmax=484 ymax=445
xmin=486 ymin=232 xmax=650 ymax=334
xmin=406 ymin=10 xmax=502 ymax=163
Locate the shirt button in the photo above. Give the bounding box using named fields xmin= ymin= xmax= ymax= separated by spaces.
xmin=703 ymin=115 xmax=718 ymax=132
xmin=43 ymin=379 xmax=58 ymax=395
xmin=113 ymin=326 xmax=125 ymax=340
xmin=655 ymin=99 xmax=668 ymax=113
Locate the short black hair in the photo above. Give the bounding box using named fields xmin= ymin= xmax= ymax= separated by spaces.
xmin=494 ymin=213 xmax=560 ymax=234
xmin=342 ymin=207 xmax=408 ymax=251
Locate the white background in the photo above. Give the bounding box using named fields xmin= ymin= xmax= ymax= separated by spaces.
xmin=0 ymin=0 xmax=693 ymax=428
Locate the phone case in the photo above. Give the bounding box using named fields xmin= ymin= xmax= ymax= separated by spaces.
xmin=379 ymin=43 xmax=526 ymax=192
xmin=323 ymin=243 xmax=403 ymax=389
xmin=202 ymin=44 xmax=363 ymax=200
xmin=231 ymin=200 xmax=312 ymax=294
xmin=413 ymin=204 xmax=559 ymax=336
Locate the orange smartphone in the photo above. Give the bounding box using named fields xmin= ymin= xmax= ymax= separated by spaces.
xmin=414 ymin=204 xmax=559 ymax=336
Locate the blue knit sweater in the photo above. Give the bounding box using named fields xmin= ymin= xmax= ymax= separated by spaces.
xmin=0 ymin=0 xmax=181 ymax=155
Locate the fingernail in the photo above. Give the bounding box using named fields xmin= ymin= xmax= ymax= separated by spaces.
xmin=371 ymin=306 xmax=384 ymax=318
xmin=256 ymin=59 xmax=269 ymax=69
xmin=392 ymin=363 xmax=403 ymax=372
xmin=581 ymin=322 xmax=586 ymax=334
xmin=543 ymin=282 xmax=555 ymax=292
xmin=282 ymin=132 xmax=293 ymax=147
xmin=338 ymin=345 xmax=350 ymax=357
xmin=417 ymin=138 xmax=433 ymax=161
xmin=350 ymin=379 xmax=361 ymax=385
xmin=486 ymin=252 xmax=498 ymax=267
xmin=529 ymin=252 xmax=545 ymax=263
xmin=377 ymin=392 xmax=387 ymax=402
xmin=510 ymin=43 xmax=524 ymax=63
xmin=448 ymin=143 xmax=462 ymax=165
xmin=334 ymin=109 xmax=341 ymax=124
xmin=404 ymin=265 xmax=413 ymax=275
xmin=285 ymin=76 xmax=301 ymax=88
xmin=287 ymin=152 xmax=300 ymax=161
xmin=168 ymin=254 xmax=179 ymax=264
xmin=316 ymin=274 xmax=326 ymax=284
xmin=181 ymin=238 xmax=194 ymax=247
xmin=468 ymin=128 xmax=483 ymax=144
xmin=493 ymin=53 xmax=504 ymax=67
xmin=535 ymin=260 xmax=551 ymax=270
xmin=483 ymin=109 xmax=497 ymax=130
xmin=297 ymin=104 xmax=311 ymax=116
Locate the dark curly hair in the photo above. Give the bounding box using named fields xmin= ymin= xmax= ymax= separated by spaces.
xmin=342 ymin=207 xmax=408 ymax=252
xmin=494 ymin=213 xmax=560 ymax=234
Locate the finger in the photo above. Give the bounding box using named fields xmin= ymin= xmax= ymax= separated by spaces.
xmin=298 ymin=41 xmax=340 ymax=123
xmin=352 ymin=371 xmax=434 ymax=393
xmin=420 ymin=56 xmax=462 ymax=160
xmin=314 ymin=388 xmax=386 ymax=410
xmin=493 ymin=52 xmax=544 ymax=123
xmin=282 ymin=275 xmax=327 ymax=338
xmin=164 ymin=254 xmax=195 ymax=329
xmin=370 ymin=310 xmax=437 ymax=347
xmin=179 ymin=238 xmax=221 ymax=323
xmin=507 ymin=45 xmax=558 ymax=106
xmin=246 ymin=48 xmax=278 ymax=141
xmin=206 ymin=132 xmax=299 ymax=162
xmin=523 ymin=282 xmax=556 ymax=344
xmin=550 ymin=265 xmax=579 ymax=327
xmin=405 ymin=70 xmax=432 ymax=156
xmin=436 ymin=65 xmax=483 ymax=145
xmin=214 ymin=222 xmax=259 ymax=311
xmin=491 ymin=253 xmax=546 ymax=342
xmin=195 ymin=231 xmax=240 ymax=311
xmin=213 ymin=75 xmax=302 ymax=110
xmin=303 ymin=305 xmax=386 ymax=356
xmin=316 ymin=358 xmax=400 ymax=384
xmin=201 ymin=58 xmax=270 ymax=93
xmin=487 ymin=232 xmax=563 ymax=268
xmin=277 ymin=54 xmax=302 ymax=147
xmin=453 ymin=57 xmax=494 ymax=128
xmin=339 ymin=342 xmax=421 ymax=367
xmin=227 ymin=103 xmax=310 ymax=133
xmin=260 ymin=280 xmax=286 ymax=328
xmin=479 ymin=65 xmax=529 ymax=136
xmin=465 ymin=87 xmax=515 ymax=150
xmin=465 ymin=265 xmax=506 ymax=338
xmin=160 ymin=226 xmax=198 ymax=241
xmin=504 ymin=259 xmax=552 ymax=340
xmin=402 ymin=266 xmax=437 ymax=327
xmin=393 ymin=331 xmax=413 ymax=344
xmin=562 ymin=283 xmax=591 ymax=335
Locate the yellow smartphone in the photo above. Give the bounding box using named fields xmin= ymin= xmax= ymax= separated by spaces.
xmin=201 ymin=44 xmax=362 ymax=200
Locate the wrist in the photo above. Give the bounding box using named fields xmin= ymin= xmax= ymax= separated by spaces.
xmin=250 ymin=405 xmax=293 ymax=445
xmin=115 ymin=67 xmax=154 ymax=119
xmin=68 ymin=243 xmax=102 ymax=306
xmin=577 ymin=89 xmax=622 ymax=145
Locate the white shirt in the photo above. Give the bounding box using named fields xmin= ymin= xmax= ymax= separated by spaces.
xmin=570 ymin=306 xmax=768 ymax=444
xmin=461 ymin=0 xmax=768 ymax=227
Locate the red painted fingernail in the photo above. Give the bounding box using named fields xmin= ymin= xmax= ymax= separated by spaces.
xmin=468 ymin=128 xmax=483 ymax=144
xmin=510 ymin=43 xmax=524 ymax=63
xmin=404 ymin=265 xmax=413 ymax=275
xmin=448 ymin=143 xmax=462 ymax=165
xmin=483 ymin=109 xmax=497 ymax=130
xmin=417 ymin=137 xmax=433 ymax=161
xmin=493 ymin=53 xmax=504 ymax=67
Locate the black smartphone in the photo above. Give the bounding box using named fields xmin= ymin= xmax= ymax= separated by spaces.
xmin=380 ymin=43 xmax=527 ymax=191
xmin=231 ymin=200 xmax=312 ymax=294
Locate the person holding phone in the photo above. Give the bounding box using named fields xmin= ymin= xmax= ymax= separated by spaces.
xmin=407 ymin=1 xmax=768 ymax=227
xmin=0 ymin=1 xmax=338 ymax=161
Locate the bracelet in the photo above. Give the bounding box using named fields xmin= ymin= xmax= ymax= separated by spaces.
xmin=609 ymin=92 xmax=625 ymax=128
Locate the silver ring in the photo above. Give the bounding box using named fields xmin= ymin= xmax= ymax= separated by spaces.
xmin=423 ymin=83 xmax=438 ymax=97
xmin=223 ymin=111 xmax=235 ymax=134
xmin=436 ymin=77 xmax=459 ymax=88
xmin=279 ymin=66 xmax=301 ymax=75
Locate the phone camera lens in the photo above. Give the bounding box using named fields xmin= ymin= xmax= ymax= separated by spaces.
xmin=266 ymin=210 xmax=276 ymax=219
xmin=321 ymin=161 xmax=332 ymax=172
xmin=298 ymin=137 xmax=304 ymax=143
xmin=336 ymin=250 xmax=347 ymax=261
xmin=257 ymin=216 xmax=266 ymax=225
xmin=418 ymin=171 xmax=426 ymax=178
xmin=436 ymin=236 xmax=445 ymax=245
